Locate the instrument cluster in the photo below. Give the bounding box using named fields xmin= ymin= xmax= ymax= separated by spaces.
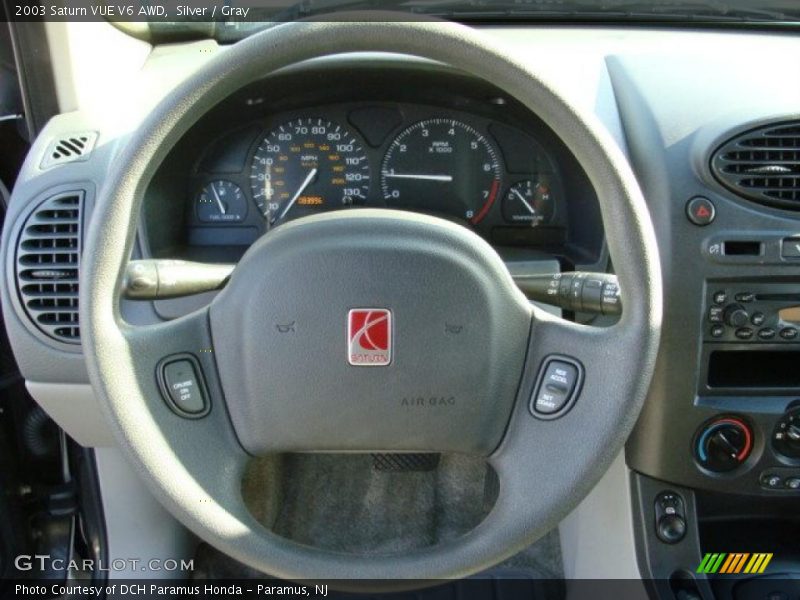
xmin=186 ymin=103 xmax=565 ymax=248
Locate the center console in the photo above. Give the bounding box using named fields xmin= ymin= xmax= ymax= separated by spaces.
xmin=611 ymin=83 xmax=800 ymax=596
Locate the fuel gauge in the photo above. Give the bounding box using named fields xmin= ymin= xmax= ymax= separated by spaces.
xmin=195 ymin=180 xmax=247 ymax=223
xmin=502 ymin=179 xmax=554 ymax=226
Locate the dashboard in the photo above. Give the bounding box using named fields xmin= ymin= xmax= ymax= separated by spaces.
xmin=141 ymin=64 xmax=603 ymax=267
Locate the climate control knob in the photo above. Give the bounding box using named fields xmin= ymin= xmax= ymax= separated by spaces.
xmin=773 ymin=407 xmax=800 ymax=459
xmin=724 ymin=304 xmax=750 ymax=328
xmin=695 ymin=417 xmax=753 ymax=473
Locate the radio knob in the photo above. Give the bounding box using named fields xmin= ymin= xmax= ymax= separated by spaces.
xmin=724 ymin=304 xmax=750 ymax=328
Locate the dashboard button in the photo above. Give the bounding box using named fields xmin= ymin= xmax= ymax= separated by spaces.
xmin=735 ymin=292 xmax=756 ymax=303
xmin=782 ymin=238 xmax=800 ymax=259
xmin=530 ymin=357 xmax=583 ymax=418
xmin=657 ymin=515 xmax=686 ymax=544
xmin=758 ymin=328 xmax=776 ymax=340
xmin=712 ymin=290 xmax=727 ymax=305
xmin=761 ymin=473 xmax=783 ymax=489
xmin=708 ymin=306 xmax=724 ymax=323
xmin=751 ymin=312 xmax=766 ymax=326
xmin=159 ymin=356 xmax=209 ymax=416
xmin=654 ymin=491 xmax=687 ymax=544
xmin=735 ymin=327 xmax=754 ymax=340
xmin=710 ymin=325 xmax=725 ymax=338
xmin=780 ymin=327 xmax=798 ymax=340
xmin=686 ymin=196 xmax=715 ymax=226
xmin=786 ymin=478 xmax=800 ymax=490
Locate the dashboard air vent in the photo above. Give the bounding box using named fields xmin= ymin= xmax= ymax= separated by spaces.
xmin=711 ymin=121 xmax=800 ymax=211
xmin=40 ymin=132 xmax=98 ymax=169
xmin=15 ymin=191 xmax=84 ymax=344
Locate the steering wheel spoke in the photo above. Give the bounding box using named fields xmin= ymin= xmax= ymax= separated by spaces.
xmin=109 ymin=310 xmax=251 ymax=510
xmin=121 ymin=308 xmax=222 ymax=418
xmin=486 ymin=313 xmax=642 ymax=529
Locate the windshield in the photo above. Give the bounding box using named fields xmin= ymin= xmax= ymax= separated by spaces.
xmin=95 ymin=0 xmax=800 ymax=42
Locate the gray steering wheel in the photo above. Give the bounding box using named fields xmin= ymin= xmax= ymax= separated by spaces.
xmin=81 ymin=20 xmax=661 ymax=584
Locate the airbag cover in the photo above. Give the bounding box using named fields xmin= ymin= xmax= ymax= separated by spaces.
xmin=209 ymin=209 xmax=531 ymax=455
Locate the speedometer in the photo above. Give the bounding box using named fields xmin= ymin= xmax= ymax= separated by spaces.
xmin=380 ymin=118 xmax=502 ymax=225
xmin=249 ymin=118 xmax=370 ymax=226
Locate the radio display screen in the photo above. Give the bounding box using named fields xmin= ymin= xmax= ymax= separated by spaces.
xmin=709 ymin=350 xmax=800 ymax=388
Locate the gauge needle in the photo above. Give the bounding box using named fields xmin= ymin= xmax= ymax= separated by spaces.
xmin=275 ymin=168 xmax=317 ymax=224
xmin=512 ymin=188 xmax=537 ymax=215
xmin=211 ymin=184 xmax=227 ymax=215
xmin=382 ymin=172 xmax=453 ymax=182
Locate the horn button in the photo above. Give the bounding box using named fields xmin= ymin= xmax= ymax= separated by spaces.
xmin=209 ymin=210 xmax=531 ymax=455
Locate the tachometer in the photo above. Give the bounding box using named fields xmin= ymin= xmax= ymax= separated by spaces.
xmin=249 ymin=118 xmax=370 ymax=226
xmin=380 ymin=118 xmax=501 ymax=224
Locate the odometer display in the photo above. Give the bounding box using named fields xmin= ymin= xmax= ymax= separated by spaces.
xmin=250 ymin=118 xmax=369 ymax=225
xmin=380 ymin=119 xmax=502 ymax=225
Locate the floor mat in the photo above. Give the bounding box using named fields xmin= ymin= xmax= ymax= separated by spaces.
xmin=226 ymin=452 xmax=564 ymax=587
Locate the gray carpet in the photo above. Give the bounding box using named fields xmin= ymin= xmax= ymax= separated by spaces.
xmin=241 ymin=453 xmax=563 ymax=578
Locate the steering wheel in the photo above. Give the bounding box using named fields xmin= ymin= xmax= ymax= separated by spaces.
xmin=81 ymin=20 xmax=661 ymax=584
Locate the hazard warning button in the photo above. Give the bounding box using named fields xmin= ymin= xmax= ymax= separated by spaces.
xmin=686 ymin=196 xmax=716 ymax=226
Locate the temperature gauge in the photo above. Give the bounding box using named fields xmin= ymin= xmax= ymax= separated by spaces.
xmin=195 ymin=180 xmax=247 ymax=223
xmin=502 ymin=179 xmax=554 ymax=226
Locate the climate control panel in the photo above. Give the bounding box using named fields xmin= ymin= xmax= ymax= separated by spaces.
xmin=704 ymin=283 xmax=800 ymax=343
xmin=689 ymin=407 xmax=800 ymax=493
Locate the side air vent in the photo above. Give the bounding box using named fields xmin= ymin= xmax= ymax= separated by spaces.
xmin=40 ymin=132 xmax=98 ymax=169
xmin=15 ymin=191 xmax=84 ymax=344
xmin=711 ymin=121 xmax=800 ymax=211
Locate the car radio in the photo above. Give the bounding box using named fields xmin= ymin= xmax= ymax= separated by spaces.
xmin=705 ymin=283 xmax=800 ymax=343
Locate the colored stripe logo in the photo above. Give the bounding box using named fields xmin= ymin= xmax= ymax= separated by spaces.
xmin=697 ymin=553 xmax=772 ymax=574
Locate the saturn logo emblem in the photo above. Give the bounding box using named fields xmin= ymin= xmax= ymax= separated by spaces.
xmin=347 ymin=309 xmax=392 ymax=366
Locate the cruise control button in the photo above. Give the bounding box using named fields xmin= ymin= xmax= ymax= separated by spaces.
xmin=780 ymin=327 xmax=798 ymax=340
xmin=735 ymin=328 xmax=753 ymax=340
xmin=161 ymin=358 xmax=207 ymax=415
xmin=531 ymin=358 xmax=582 ymax=417
xmin=533 ymin=389 xmax=567 ymax=414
